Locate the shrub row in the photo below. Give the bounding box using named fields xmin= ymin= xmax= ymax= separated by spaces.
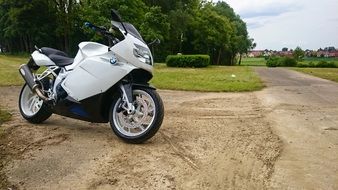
xmin=266 ymin=57 xmax=297 ymax=67
xmin=297 ymin=61 xmax=337 ymax=68
xmin=166 ymin=54 xmax=210 ymax=68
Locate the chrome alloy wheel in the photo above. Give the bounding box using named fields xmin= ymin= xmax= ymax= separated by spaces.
xmin=112 ymin=90 xmax=156 ymax=137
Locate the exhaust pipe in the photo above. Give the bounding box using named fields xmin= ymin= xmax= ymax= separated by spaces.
xmin=19 ymin=64 xmax=49 ymax=102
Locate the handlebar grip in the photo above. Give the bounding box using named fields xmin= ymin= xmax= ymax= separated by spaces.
xmin=84 ymin=22 xmax=96 ymax=30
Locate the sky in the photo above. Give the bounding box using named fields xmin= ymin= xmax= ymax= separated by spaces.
xmin=214 ymin=0 xmax=338 ymax=50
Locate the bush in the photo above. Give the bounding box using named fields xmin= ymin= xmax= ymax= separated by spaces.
xmin=282 ymin=57 xmax=297 ymax=67
xmin=316 ymin=61 xmax=337 ymax=68
xmin=266 ymin=57 xmax=279 ymax=67
xmin=166 ymin=54 xmax=210 ymax=68
xmin=296 ymin=61 xmax=337 ymax=68
xmin=266 ymin=57 xmax=297 ymax=67
xmin=296 ymin=62 xmax=309 ymax=67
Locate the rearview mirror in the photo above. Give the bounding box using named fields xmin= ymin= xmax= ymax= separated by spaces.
xmin=148 ymin=39 xmax=161 ymax=46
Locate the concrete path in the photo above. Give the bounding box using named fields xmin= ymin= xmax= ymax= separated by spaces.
xmin=255 ymin=67 xmax=338 ymax=189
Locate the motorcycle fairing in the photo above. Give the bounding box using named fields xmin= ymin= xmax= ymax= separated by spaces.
xmin=61 ymin=51 xmax=136 ymax=101
xmin=53 ymin=90 xmax=114 ymax=123
xmin=61 ymin=33 xmax=153 ymax=102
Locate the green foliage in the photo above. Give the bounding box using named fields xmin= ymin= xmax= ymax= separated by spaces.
xmin=151 ymin=64 xmax=264 ymax=92
xmin=166 ymin=55 xmax=210 ymax=68
xmin=316 ymin=61 xmax=337 ymax=68
xmin=0 ymin=0 xmax=252 ymax=65
xmin=140 ymin=6 xmax=169 ymax=42
xmin=282 ymin=57 xmax=298 ymax=67
xmin=266 ymin=57 xmax=280 ymax=67
xmin=297 ymin=61 xmax=337 ymax=68
xmin=266 ymin=57 xmax=297 ymax=67
xmin=293 ymin=46 xmax=305 ymax=61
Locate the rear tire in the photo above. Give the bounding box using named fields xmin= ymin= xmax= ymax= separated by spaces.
xmin=109 ymin=87 xmax=164 ymax=144
xmin=19 ymin=84 xmax=52 ymax=124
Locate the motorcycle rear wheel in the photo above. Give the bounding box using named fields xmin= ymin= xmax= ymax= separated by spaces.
xmin=19 ymin=84 xmax=52 ymax=124
xmin=109 ymin=87 xmax=164 ymax=144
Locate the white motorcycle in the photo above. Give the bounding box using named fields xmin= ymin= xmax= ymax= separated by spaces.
xmin=18 ymin=9 xmax=164 ymax=143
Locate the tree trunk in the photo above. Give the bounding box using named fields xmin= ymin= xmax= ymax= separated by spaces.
xmin=217 ymin=48 xmax=222 ymax=65
xmin=238 ymin=54 xmax=242 ymax=65
xmin=23 ymin=36 xmax=29 ymax=52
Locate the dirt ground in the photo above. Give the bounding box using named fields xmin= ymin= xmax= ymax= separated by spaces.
xmin=0 ymin=68 xmax=337 ymax=190
xmin=1 ymin=86 xmax=282 ymax=190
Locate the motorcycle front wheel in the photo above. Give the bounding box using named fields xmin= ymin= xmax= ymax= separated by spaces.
xmin=19 ymin=84 xmax=52 ymax=124
xmin=109 ymin=87 xmax=164 ymax=144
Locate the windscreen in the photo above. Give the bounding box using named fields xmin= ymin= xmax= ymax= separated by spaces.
xmin=111 ymin=21 xmax=145 ymax=43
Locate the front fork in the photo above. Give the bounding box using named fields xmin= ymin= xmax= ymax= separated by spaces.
xmin=119 ymin=83 xmax=135 ymax=114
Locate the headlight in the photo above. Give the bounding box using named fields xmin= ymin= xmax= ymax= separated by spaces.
xmin=133 ymin=44 xmax=152 ymax=65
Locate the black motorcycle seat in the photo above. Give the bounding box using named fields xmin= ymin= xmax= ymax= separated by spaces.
xmin=40 ymin=47 xmax=74 ymax=67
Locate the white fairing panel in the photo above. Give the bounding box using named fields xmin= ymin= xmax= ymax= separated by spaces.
xmin=110 ymin=34 xmax=153 ymax=73
xmin=66 ymin=42 xmax=109 ymax=70
xmin=61 ymin=51 xmax=136 ymax=101
xmin=31 ymin=50 xmax=55 ymax=66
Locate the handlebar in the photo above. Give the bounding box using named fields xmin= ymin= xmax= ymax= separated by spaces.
xmin=84 ymin=22 xmax=120 ymax=46
xmin=85 ymin=22 xmax=106 ymax=32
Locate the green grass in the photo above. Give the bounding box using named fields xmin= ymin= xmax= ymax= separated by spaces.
xmin=151 ymin=64 xmax=264 ymax=92
xmin=240 ymin=57 xmax=266 ymax=66
xmin=0 ymin=55 xmax=28 ymax=86
xmin=292 ymin=68 xmax=338 ymax=83
xmin=303 ymin=57 xmax=338 ymax=63
xmin=0 ymin=55 xmax=264 ymax=92
xmin=298 ymin=57 xmax=338 ymax=67
xmin=0 ymin=108 xmax=11 ymax=126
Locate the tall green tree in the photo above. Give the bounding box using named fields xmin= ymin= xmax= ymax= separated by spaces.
xmin=293 ymin=46 xmax=305 ymax=60
xmin=0 ymin=0 xmax=252 ymax=65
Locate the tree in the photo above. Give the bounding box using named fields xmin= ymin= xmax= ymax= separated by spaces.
xmin=282 ymin=47 xmax=288 ymax=52
xmin=0 ymin=0 xmax=252 ymax=65
xmin=190 ymin=3 xmax=233 ymax=65
xmin=0 ymin=0 xmax=57 ymax=52
xmin=293 ymin=46 xmax=304 ymax=60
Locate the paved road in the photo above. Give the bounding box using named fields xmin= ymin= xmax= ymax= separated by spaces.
xmin=255 ymin=67 xmax=338 ymax=189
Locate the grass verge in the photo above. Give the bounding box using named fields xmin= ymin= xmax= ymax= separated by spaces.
xmin=0 ymin=55 xmax=28 ymax=86
xmin=0 ymin=108 xmax=12 ymax=189
xmin=1 ymin=55 xmax=264 ymax=92
xmin=240 ymin=57 xmax=266 ymax=66
xmin=292 ymin=68 xmax=338 ymax=83
xmin=151 ymin=64 xmax=264 ymax=92
xmin=0 ymin=108 xmax=11 ymax=125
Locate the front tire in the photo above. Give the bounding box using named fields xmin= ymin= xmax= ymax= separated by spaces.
xmin=19 ymin=84 xmax=52 ymax=124
xmin=109 ymin=87 xmax=164 ymax=144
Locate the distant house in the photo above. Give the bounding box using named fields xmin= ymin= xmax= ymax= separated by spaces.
xmin=277 ymin=51 xmax=293 ymax=57
xmin=317 ymin=50 xmax=338 ymax=57
xmin=247 ymin=50 xmax=263 ymax=57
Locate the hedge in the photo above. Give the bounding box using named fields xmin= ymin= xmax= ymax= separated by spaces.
xmin=297 ymin=61 xmax=337 ymax=68
xmin=266 ymin=57 xmax=297 ymax=67
xmin=166 ymin=54 xmax=210 ymax=68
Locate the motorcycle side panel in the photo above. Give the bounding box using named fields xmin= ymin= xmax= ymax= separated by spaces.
xmin=61 ymin=52 xmax=136 ymax=101
xmin=31 ymin=50 xmax=56 ymax=66
xmin=66 ymin=42 xmax=109 ymax=71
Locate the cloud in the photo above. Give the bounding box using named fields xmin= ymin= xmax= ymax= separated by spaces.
xmin=240 ymin=3 xmax=298 ymax=19
xmin=217 ymin=0 xmax=338 ymax=50
xmin=224 ymin=0 xmax=302 ymax=22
